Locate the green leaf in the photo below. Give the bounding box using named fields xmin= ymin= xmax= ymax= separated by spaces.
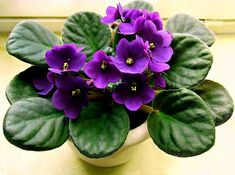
xmin=192 ymin=80 xmax=234 ymax=126
xmin=6 ymin=21 xmax=61 ymax=66
xmin=3 ymin=97 xmax=69 ymax=151
xmin=6 ymin=66 xmax=48 ymax=104
xmin=165 ymin=13 xmax=216 ymax=46
xmin=125 ymin=0 xmax=154 ymax=11
xmin=62 ymin=12 xmax=111 ymax=61
xmin=69 ymin=102 xmax=130 ymax=158
xmin=148 ymin=88 xmax=215 ymax=157
xmin=164 ymin=33 xmax=213 ymax=89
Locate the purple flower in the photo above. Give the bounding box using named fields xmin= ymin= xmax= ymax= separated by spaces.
xmin=144 ymin=11 xmax=163 ymax=30
xmin=119 ymin=16 xmax=145 ymax=35
xmin=123 ymin=8 xmax=143 ymax=21
xmin=112 ymin=37 xmax=149 ymax=74
xmin=52 ymin=75 xmax=89 ymax=119
xmin=147 ymin=30 xmax=173 ymax=73
xmin=101 ymin=3 xmax=123 ymax=24
xmin=112 ymin=74 xmax=155 ymax=111
xmin=84 ymin=50 xmax=121 ymax=89
xmin=154 ymin=74 xmax=166 ymax=88
xmin=119 ymin=11 xmax=163 ymax=35
xmin=45 ymin=43 xmax=86 ymax=75
xmin=33 ymin=72 xmax=55 ymax=95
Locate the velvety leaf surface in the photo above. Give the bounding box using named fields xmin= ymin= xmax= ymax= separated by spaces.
xmin=148 ymin=88 xmax=215 ymax=157
xmin=69 ymin=102 xmax=130 ymax=158
xmin=6 ymin=66 xmax=48 ymax=104
xmin=3 ymin=97 xmax=69 ymax=151
xmin=165 ymin=13 xmax=216 ymax=46
xmin=192 ymin=80 xmax=234 ymax=126
xmin=125 ymin=0 xmax=154 ymax=11
xmin=6 ymin=21 xmax=61 ymax=66
xmin=62 ymin=12 xmax=111 ymax=61
xmin=164 ymin=33 xmax=213 ymax=89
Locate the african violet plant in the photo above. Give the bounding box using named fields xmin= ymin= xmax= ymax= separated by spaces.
xmin=3 ymin=0 xmax=234 ymax=158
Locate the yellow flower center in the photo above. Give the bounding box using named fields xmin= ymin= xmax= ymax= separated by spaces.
xmin=126 ymin=58 xmax=134 ymax=65
xmin=131 ymin=82 xmax=137 ymax=92
xmin=149 ymin=42 xmax=155 ymax=50
xmin=63 ymin=62 xmax=69 ymax=70
xmin=101 ymin=61 xmax=107 ymax=70
xmin=72 ymin=89 xmax=81 ymax=96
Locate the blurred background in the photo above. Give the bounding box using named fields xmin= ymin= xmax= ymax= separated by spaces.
xmin=0 ymin=0 xmax=235 ymax=175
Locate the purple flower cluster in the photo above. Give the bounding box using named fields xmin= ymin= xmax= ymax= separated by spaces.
xmin=34 ymin=44 xmax=88 ymax=119
xmin=34 ymin=3 xmax=173 ymax=119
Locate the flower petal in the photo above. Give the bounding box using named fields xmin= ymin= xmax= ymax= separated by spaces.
xmin=38 ymin=84 xmax=54 ymax=96
xmin=45 ymin=46 xmax=65 ymax=69
xmin=112 ymin=85 xmax=126 ymax=104
xmin=130 ymin=57 xmax=149 ymax=74
xmin=107 ymin=65 xmax=121 ymax=82
xmin=64 ymin=100 xmax=83 ymax=119
xmin=151 ymin=47 xmax=173 ymax=63
xmin=83 ymin=61 xmax=100 ymax=79
xmin=139 ymin=85 xmax=155 ymax=104
xmin=116 ymin=38 xmax=129 ymax=58
xmin=154 ymin=74 xmax=166 ymax=88
xmin=119 ymin=23 xmax=137 ymax=35
xmin=93 ymin=72 xmax=109 ymax=89
xmin=112 ymin=58 xmax=133 ymax=74
xmin=52 ymin=90 xmax=70 ymax=110
xmin=149 ymin=61 xmax=170 ymax=73
xmin=93 ymin=50 xmax=107 ymax=62
xmin=33 ymin=77 xmax=49 ymax=91
xmin=47 ymin=72 xmax=56 ymax=84
xmin=129 ymin=38 xmax=146 ymax=58
xmin=154 ymin=30 xmax=173 ymax=47
xmin=68 ymin=52 xmax=86 ymax=70
xmin=124 ymin=96 xmax=142 ymax=111
xmin=48 ymin=68 xmax=63 ymax=75
xmin=55 ymin=75 xmax=85 ymax=90
xmin=101 ymin=6 xmax=117 ymax=24
xmin=139 ymin=20 xmax=157 ymax=42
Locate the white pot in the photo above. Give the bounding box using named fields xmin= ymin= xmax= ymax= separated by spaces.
xmin=67 ymin=121 xmax=149 ymax=167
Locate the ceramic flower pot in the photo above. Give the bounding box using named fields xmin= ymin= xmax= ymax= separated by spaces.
xmin=68 ymin=121 xmax=149 ymax=167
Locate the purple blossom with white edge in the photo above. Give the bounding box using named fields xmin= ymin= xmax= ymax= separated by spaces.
xmin=112 ymin=74 xmax=155 ymax=111
xmin=52 ymin=75 xmax=89 ymax=119
xmin=45 ymin=43 xmax=86 ymax=75
xmin=112 ymin=37 xmax=149 ymax=74
xmin=33 ymin=71 xmax=55 ymax=95
xmin=101 ymin=3 xmax=123 ymax=24
xmin=84 ymin=50 xmax=121 ymax=89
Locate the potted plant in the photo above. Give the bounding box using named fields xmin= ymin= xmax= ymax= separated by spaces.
xmin=3 ymin=0 xmax=233 ymax=167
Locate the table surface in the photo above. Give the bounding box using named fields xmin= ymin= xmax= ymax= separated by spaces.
xmin=0 ymin=33 xmax=235 ymax=175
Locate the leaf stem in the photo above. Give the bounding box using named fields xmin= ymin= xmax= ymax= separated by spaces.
xmin=140 ymin=105 xmax=155 ymax=113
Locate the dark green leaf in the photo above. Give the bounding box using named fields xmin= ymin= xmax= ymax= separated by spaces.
xmin=192 ymin=80 xmax=234 ymax=126
xmin=69 ymin=102 xmax=130 ymax=158
xmin=6 ymin=66 xmax=48 ymax=104
xmin=125 ymin=0 xmax=154 ymax=11
xmin=62 ymin=12 xmax=111 ymax=61
xmin=164 ymin=33 xmax=213 ymax=89
xmin=165 ymin=13 xmax=216 ymax=46
xmin=6 ymin=21 xmax=61 ymax=66
xmin=148 ymin=88 xmax=215 ymax=157
xmin=3 ymin=97 xmax=69 ymax=151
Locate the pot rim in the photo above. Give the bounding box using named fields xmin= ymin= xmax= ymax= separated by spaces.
xmin=123 ymin=121 xmax=149 ymax=147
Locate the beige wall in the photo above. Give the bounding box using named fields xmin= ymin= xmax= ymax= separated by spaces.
xmin=0 ymin=0 xmax=235 ymax=19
